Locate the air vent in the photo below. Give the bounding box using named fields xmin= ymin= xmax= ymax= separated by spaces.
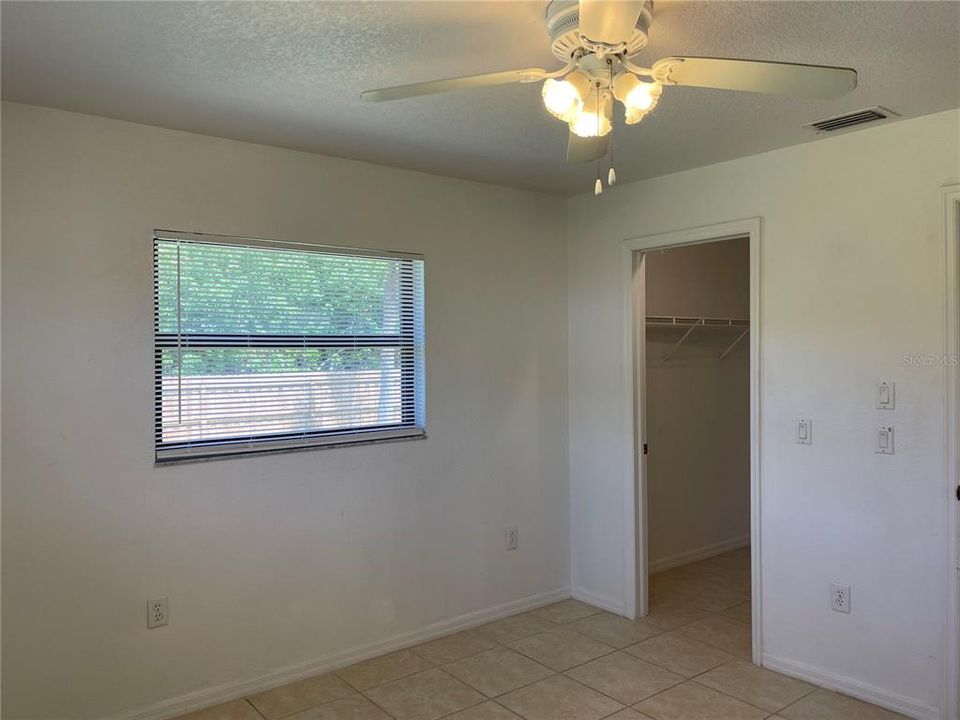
xmin=805 ymin=107 xmax=899 ymax=134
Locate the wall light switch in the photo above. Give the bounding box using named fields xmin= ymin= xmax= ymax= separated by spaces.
xmin=506 ymin=527 xmax=518 ymax=551
xmin=797 ymin=418 xmax=812 ymax=445
xmin=876 ymin=381 xmax=895 ymax=410
xmin=876 ymin=426 xmax=894 ymax=454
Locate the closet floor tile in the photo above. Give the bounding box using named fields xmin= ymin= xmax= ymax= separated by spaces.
xmin=674 ymin=615 xmax=753 ymax=658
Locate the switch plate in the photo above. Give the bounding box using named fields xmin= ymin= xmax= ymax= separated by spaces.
xmin=875 ymin=426 xmax=894 ymax=454
xmin=876 ymin=381 xmax=895 ymax=410
xmin=797 ymin=418 xmax=812 ymax=445
xmin=506 ymin=527 xmax=518 ymax=551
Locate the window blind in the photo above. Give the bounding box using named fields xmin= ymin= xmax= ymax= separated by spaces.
xmin=153 ymin=232 xmax=425 ymax=462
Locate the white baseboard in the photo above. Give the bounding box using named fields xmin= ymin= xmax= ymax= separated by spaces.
xmin=761 ymin=653 xmax=942 ymax=720
xmin=109 ymin=586 xmax=572 ymax=720
xmin=572 ymin=586 xmax=626 ymax=616
xmin=648 ymin=534 xmax=750 ymax=574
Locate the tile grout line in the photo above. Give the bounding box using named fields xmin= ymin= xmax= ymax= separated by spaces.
xmin=357 ymin=689 xmax=401 ymax=720
xmin=242 ymin=699 xmax=268 ymax=720
xmin=439 ymin=664 xmax=563 ymax=711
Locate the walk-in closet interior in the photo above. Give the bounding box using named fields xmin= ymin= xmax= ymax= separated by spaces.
xmin=643 ymin=237 xmax=751 ymax=593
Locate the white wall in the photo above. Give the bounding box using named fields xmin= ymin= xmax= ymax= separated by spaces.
xmin=567 ymin=109 xmax=960 ymax=718
xmin=0 ymin=102 xmax=570 ymax=720
xmin=644 ymin=239 xmax=750 ymax=569
xmin=5 ymin=99 xmax=960 ymax=720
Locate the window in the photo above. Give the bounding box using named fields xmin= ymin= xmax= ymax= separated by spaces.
xmin=153 ymin=231 xmax=425 ymax=462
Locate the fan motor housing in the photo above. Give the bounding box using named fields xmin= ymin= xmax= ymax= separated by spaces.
xmin=545 ymin=0 xmax=653 ymax=62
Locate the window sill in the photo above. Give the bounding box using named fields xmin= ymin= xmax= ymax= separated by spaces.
xmin=154 ymin=429 xmax=427 ymax=466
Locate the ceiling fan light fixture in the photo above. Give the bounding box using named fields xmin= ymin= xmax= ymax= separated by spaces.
xmin=541 ymin=72 xmax=591 ymax=122
xmin=614 ymin=72 xmax=661 ymax=124
xmin=569 ymin=94 xmax=613 ymax=138
xmin=570 ymin=106 xmax=613 ymax=137
xmin=624 ymin=106 xmax=647 ymax=125
xmin=360 ymin=0 xmax=858 ymax=195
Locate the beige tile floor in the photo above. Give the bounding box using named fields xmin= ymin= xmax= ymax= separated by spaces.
xmin=177 ymin=549 xmax=906 ymax=720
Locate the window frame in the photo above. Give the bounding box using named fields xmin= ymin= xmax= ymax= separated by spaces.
xmin=152 ymin=230 xmax=426 ymax=463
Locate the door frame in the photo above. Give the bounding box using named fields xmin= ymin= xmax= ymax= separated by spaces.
xmin=943 ymin=184 xmax=960 ymax=720
xmin=620 ymin=218 xmax=762 ymax=664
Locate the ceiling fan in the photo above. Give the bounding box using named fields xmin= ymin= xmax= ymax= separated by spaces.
xmin=361 ymin=0 xmax=858 ymax=194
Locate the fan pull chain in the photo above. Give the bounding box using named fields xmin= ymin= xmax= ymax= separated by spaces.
xmin=594 ymin=81 xmax=603 ymax=196
xmin=607 ymin=59 xmax=617 ymax=187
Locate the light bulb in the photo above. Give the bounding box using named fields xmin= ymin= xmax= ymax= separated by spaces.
xmin=594 ymin=177 xmax=603 ymax=195
xmin=542 ymin=79 xmax=580 ymax=121
xmin=608 ymin=167 xmax=617 ymax=186
xmin=613 ymin=72 xmax=662 ymax=125
xmin=570 ymin=110 xmax=613 ymax=137
xmin=569 ymin=95 xmax=613 ymax=138
xmin=541 ymin=72 xmax=590 ymax=122
xmin=625 ymin=82 xmax=657 ymax=111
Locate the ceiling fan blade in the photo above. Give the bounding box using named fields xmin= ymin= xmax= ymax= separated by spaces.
xmin=361 ymin=68 xmax=547 ymax=102
xmin=566 ymin=132 xmax=610 ymax=163
xmin=652 ymin=57 xmax=857 ymax=100
xmin=579 ymin=0 xmax=646 ymax=45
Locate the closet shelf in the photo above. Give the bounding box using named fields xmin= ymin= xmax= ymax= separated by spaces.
xmin=646 ymin=315 xmax=749 ymax=329
xmin=645 ymin=316 xmax=750 ymax=362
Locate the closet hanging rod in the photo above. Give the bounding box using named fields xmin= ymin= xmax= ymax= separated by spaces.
xmin=646 ymin=315 xmax=749 ymax=328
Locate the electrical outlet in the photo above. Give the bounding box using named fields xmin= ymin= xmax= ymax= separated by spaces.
xmin=506 ymin=527 xmax=518 ymax=551
xmin=148 ymin=596 xmax=169 ymax=628
xmin=831 ymin=583 xmax=850 ymax=614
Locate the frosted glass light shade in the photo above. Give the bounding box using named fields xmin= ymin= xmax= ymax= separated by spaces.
xmin=541 ymin=72 xmax=591 ymax=122
xmin=613 ymin=72 xmax=662 ymax=125
xmin=569 ymin=95 xmax=613 ymax=138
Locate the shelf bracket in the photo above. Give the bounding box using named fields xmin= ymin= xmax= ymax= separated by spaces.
xmin=662 ymin=318 xmax=702 ymax=362
xmin=718 ymin=328 xmax=750 ymax=360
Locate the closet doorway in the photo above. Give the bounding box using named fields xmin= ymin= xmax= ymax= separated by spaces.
xmin=621 ymin=219 xmax=761 ymax=664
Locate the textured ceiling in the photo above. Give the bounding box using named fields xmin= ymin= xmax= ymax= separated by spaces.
xmin=2 ymin=1 xmax=958 ymax=195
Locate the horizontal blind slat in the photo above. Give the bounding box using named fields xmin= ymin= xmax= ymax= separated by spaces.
xmin=154 ymin=234 xmax=425 ymax=460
